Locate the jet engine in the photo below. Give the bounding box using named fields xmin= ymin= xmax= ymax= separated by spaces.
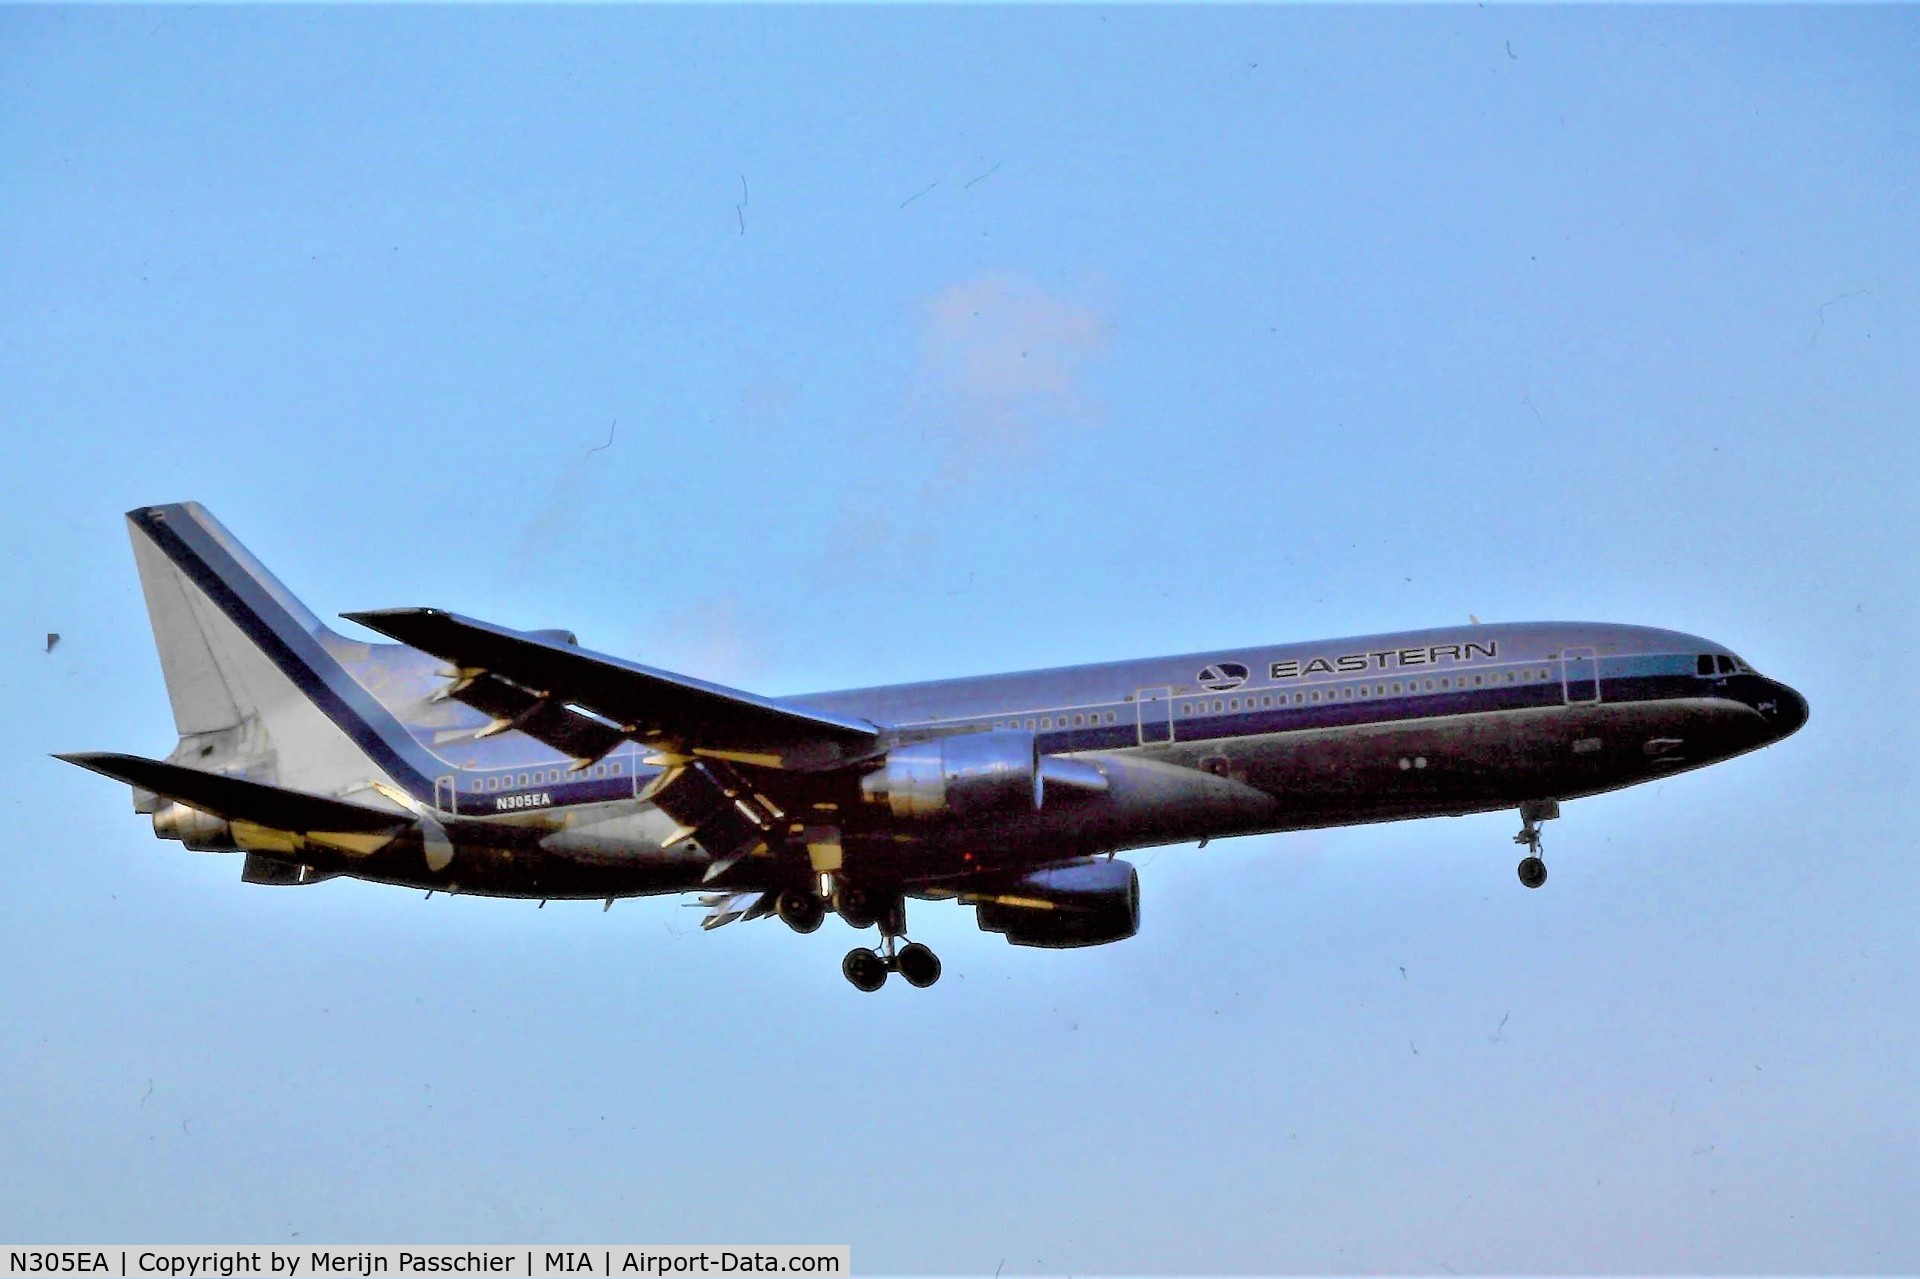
xmin=860 ymin=730 xmax=1041 ymax=820
xmin=153 ymin=801 xmax=239 ymax=852
xmin=970 ymin=858 xmax=1140 ymax=948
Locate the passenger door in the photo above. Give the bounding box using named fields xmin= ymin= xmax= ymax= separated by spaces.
xmin=1562 ymin=647 xmax=1600 ymax=704
xmin=1136 ymin=687 xmax=1173 ymax=745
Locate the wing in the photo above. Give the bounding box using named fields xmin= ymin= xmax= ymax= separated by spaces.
xmin=56 ymin=752 xmax=412 ymax=834
xmin=343 ymin=608 xmax=881 ymax=771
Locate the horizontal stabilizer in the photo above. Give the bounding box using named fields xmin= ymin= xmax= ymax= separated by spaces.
xmin=344 ymin=607 xmax=881 ymax=770
xmin=56 ymin=752 xmax=412 ymax=834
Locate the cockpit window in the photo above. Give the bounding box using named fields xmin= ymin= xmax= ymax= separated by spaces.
xmin=1698 ymin=653 xmax=1750 ymax=677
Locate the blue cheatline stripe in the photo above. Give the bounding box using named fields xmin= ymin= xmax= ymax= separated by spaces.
xmin=1027 ymin=667 xmax=1708 ymax=753
xmin=133 ymin=506 xmax=447 ymax=801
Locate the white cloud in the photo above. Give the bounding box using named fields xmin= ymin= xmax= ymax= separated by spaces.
xmin=915 ymin=271 xmax=1114 ymax=492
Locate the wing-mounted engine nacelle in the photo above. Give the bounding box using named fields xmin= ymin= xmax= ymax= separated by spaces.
xmin=971 ymin=858 xmax=1140 ymax=948
xmin=860 ymin=729 xmax=1042 ymax=820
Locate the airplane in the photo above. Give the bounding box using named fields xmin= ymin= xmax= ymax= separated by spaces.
xmin=59 ymin=503 xmax=1808 ymax=991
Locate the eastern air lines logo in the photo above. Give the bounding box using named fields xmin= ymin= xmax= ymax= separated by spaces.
xmin=1197 ymin=662 xmax=1249 ymax=692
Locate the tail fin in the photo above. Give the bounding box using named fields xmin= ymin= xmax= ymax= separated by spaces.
xmin=125 ymin=503 xmax=439 ymax=802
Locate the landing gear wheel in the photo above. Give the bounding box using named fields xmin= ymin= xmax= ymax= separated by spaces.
xmin=777 ymin=890 xmax=825 ymax=934
xmin=833 ymin=883 xmax=878 ymax=930
xmin=1517 ymin=856 xmax=1548 ymax=889
xmin=842 ymin=947 xmax=888 ymax=992
xmin=895 ymin=941 xmax=942 ymax=989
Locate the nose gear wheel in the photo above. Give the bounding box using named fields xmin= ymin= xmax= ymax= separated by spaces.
xmin=1513 ymin=799 xmax=1559 ymax=889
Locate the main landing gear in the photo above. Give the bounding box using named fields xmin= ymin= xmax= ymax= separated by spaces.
xmin=842 ymin=936 xmax=942 ymax=992
xmin=776 ymin=888 xmax=826 ymax=934
xmin=833 ymin=880 xmax=942 ymax=992
xmin=1514 ymin=799 xmax=1560 ymax=889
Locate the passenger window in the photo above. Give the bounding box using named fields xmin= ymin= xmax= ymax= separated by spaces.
xmin=1341 ymin=687 xmax=1353 ymax=699
xmin=1391 ymin=683 xmax=1402 ymax=694
xmin=1310 ymin=691 xmax=1321 ymax=703
xmin=1440 ymin=678 xmax=1450 ymax=689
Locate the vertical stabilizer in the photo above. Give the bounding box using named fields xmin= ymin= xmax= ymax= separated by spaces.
xmin=124 ymin=504 xmax=434 ymax=801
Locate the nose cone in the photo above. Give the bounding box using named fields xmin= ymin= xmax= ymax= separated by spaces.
xmin=1766 ymin=679 xmax=1810 ymax=739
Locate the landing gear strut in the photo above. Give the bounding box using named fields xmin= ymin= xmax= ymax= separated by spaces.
xmin=835 ymin=882 xmax=941 ymax=991
xmin=1514 ymin=799 xmax=1559 ymax=889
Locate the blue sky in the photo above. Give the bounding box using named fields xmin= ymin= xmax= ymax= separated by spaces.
xmin=2 ymin=5 xmax=1916 ymax=1272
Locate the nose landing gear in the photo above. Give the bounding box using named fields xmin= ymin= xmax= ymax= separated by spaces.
xmin=1513 ymin=799 xmax=1560 ymax=889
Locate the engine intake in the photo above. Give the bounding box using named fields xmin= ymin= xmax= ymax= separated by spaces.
xmin=860 ymin=730 xmax=1041 ymax=820
xmin=971 ymin=859 xmax=1140 ymax=948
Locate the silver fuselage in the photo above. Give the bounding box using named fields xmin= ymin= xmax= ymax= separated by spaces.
xmin=361 ymin=621 xmax=1806 ymax=899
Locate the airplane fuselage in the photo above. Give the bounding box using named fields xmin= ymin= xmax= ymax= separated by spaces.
xmin=334 ymin=621 xmax=1805 ymax=900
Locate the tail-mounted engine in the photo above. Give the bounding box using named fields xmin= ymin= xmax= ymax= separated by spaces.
xmin=153 ymin=801 xmax=239 ymax=852
xmin=859 ymin=730 xmax=1042 ymax=820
